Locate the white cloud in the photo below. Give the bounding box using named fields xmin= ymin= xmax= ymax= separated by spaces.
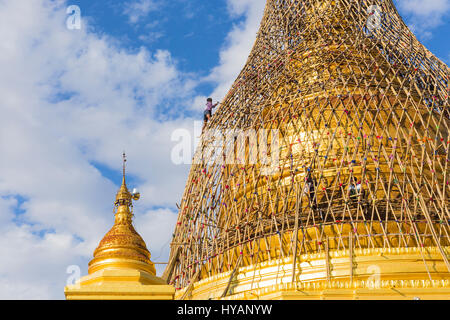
xmin=200 ymin=0 xmax=450 ymax=104
xmin=202 ymin=0 xmax=265 ymax=102
xmin=0 ymin=196 xmax=90 ymax=299
xmin=183 ymin=0 xmax=266 ymax=112
xmin=124 ymin=0 xmax=159 ymax=24
xmin=134 ymin=207 xmax=178 ymax=274
xmin=396 ymin=0 xmax=450 ymax=16
xmin=0 ymin=0 xmax=198 ymax=299
xmin=1 ymin=0 xmax=446 ymax=301
xmin=395 ymin=0 xmax=450 ymax=38
xmin=138 ymin=31 xmax=164 ymax=43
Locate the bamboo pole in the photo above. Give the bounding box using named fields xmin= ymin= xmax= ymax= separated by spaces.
xmin=165 ymin=0 xmax=450 ymax=291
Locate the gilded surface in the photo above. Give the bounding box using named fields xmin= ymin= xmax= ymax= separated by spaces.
xmin=165 ymin=0 xmax=450 ymax=298
xmin=88 ymin=167 xmax=155 ymax=275
xmin=176 ymin=246 xmax=449 ymax=300
xmin=64 ymin=160 xmax=174 ymax=300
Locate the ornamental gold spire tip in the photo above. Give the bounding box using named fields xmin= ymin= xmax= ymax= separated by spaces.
xmin=88 ymin=152 xmax=154 ymax=275
xmin=116 ymin=151 xmax=132 ymax=205
xmin=122 ymin=151 xmax=126 ymax=184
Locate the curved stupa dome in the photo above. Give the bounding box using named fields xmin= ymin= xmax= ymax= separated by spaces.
xmin=88 ymin=164 xmax=155 ymax=276
xmin=165 ymin=0 xmax=449 ymax=299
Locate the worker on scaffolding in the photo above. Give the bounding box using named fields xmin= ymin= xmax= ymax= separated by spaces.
xmin=203 ymin=98 xmax=219 ymax=130
xmin=305 ymin=173 xmax=318 ymax=210
xmin=349 ymin=177 xmax=367 ymax=217
xmin=349 ymin=177 xmax=365 ymax=200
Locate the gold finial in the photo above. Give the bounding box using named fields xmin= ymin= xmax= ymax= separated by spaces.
xmin=122 ymin=151 xmax=127 ymax=184
xmin=116 ymin=152 xmax=132 ymax=206
xmin=88 ymin=153 xmax=154 ymax=275
xmin=115 ymin=152 xmax=141 ymax=204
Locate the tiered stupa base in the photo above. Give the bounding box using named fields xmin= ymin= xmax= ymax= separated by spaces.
xmin=176 ymin=246 xmax=450 ymax=300
xmin=65 ymin=267 xmax=174 ymax=300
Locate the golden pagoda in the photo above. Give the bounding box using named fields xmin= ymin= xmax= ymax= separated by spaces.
xmin=65 ymin=154 xmax=175 ymax=300
xmin=164 ymin=0 xmax=450 ymax=300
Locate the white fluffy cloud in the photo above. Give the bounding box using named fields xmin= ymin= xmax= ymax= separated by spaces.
xmin=395 ymin=0 xmax=450 ymax=38
xmin=124 ymin=0 xmax=159 ymax=24
xmin=0 ymin=0 xmax=268 ymax=299
xmin=134 ymin=207 xmax=178 ymax=275
xmin=3 ymin=0 xmax=446 ymax=301
xmin=396 ymin=0 xmax=450 ymax=17
xmin=0 ymin=0 xmax=197 ymax=299
xmin=205 ymin=0 xmax=265 ymax=101
xmin=203 ymin=0 xmax=450 ymax=102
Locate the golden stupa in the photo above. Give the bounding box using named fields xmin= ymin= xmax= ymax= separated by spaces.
xmin=65 ymin=154 xmax=174 ymax=300
xmin=164 ymin=0 xmax=450 ymax=300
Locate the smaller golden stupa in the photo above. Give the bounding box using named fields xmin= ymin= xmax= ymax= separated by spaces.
xmin=65 ymin=153 xmax=175 ymax=300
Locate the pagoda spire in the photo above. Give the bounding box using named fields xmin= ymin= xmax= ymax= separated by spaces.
xmin=122 ymin=151 xmax=126 ymax=185
xmin=65 ymin=153 xmax=175 ymax=300
xmin=88 ymin=154 xmax=154 ymax=275
xmin=166 ymin=0 xmax=450 ymax=299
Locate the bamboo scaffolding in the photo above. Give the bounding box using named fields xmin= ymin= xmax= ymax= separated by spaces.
xmin=165 ymin=0 xmax=450 ymax=290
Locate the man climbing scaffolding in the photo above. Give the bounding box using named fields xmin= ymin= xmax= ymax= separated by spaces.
xmin=203 ymin=98 xmax=219 ymax=130
xmin=304 ymin=173 xmax=318 ymax=210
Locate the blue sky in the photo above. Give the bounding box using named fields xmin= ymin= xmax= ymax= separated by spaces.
xmin=0 ymin=0 xmax=449 ymax=299
xmin=70 ymin=0 xmax=450 ymax=70
xmin=67 ymin=0 xmax=245 ymax=108
xmin=73 ymin=0 xmax=238 ymax=71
